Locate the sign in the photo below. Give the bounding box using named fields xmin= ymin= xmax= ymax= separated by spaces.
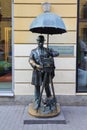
xmin=49 ymin=46 xmax=74 ymax=56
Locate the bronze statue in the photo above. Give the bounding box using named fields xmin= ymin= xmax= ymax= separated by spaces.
xmin=29 ymin=35 xmax=60 ymax=117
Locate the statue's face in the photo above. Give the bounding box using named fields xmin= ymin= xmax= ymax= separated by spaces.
xmin=38 ymin=41 xmax=44 ymax=48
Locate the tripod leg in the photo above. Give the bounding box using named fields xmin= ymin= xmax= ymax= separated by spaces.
xmin=50 ymin=75 xmax=57 ymax=111
xmin=36 ymin=72 xmax=47 ymax=112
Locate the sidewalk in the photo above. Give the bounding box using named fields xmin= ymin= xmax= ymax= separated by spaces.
xmin=0 ymin=105 xmax=87 ymax=130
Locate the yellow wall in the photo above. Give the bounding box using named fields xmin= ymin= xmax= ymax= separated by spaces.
xmin=14 ymin=0 xmax=77 ymax=95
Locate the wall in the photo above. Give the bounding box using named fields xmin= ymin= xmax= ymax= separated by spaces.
xmin=14 ymin=0 xmax=77 ymax=95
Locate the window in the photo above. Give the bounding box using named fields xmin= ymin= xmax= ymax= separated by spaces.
xmin=0 ymin=0 xmax=12 ymax=91
xmin=77 ymin=0 xmax=87 ymax=92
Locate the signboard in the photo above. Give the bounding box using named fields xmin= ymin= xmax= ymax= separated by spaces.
xmin=49 ymin=46 xmax=74 ymax=56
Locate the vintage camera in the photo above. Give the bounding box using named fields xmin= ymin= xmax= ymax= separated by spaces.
xmin=40 ymin=56 xmax=55 ymax=72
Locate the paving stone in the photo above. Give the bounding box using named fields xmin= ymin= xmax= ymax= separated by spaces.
xmin=0 ymin=105 xmax=25 ymax=130
xmin=0 ymin=105 xmax=87 ymax=130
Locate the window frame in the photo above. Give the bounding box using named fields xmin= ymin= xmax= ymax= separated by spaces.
xmin=76 ymin=0 xmax=87 ymax=93
xmin=0 ymin=0 xmax=14 ymax=96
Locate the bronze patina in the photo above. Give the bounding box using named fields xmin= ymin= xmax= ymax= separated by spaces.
xmin=28 ymin=35 xmax=60 ymax=117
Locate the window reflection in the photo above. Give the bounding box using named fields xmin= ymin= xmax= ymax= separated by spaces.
xmin=0 ymin=0 xmax=12 ymax=90
xmin=77 ymin=0 xmax=87 ymax=92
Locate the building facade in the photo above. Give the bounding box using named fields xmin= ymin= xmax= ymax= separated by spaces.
xmin=0 ymin=0 xmax=87 ymax=101
xmin=14 ymin=0 xmax=77 ymax=96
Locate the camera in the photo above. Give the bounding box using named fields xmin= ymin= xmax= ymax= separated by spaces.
xmin=40 ymin=57 xmax=55 ymax=72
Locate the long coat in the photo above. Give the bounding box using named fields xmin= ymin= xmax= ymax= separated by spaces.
xmin=29 ymin=47 xmax=58 ymax=86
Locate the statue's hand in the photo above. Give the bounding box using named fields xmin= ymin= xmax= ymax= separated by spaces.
xmin=36 ymin=64 xmax=43 ymax=70
xmin=48 ymin=48 xmax=59 ymax=57
xmin=29 ymin=59 xmax=43 ymax=70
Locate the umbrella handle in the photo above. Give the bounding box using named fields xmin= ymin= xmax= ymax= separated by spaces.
xmin=47 ymin=34 xmax=49 ymax=48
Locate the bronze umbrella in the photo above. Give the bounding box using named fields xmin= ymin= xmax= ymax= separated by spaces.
xmin=29 ymin=2 xmax=67 ymax=47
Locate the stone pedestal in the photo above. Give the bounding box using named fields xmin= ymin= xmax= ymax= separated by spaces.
xmin=23 ymin=105 xmax=66 ymax=124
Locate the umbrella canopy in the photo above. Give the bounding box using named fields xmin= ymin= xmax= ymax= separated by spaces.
xmin=29 ymin=12 xmax=66 ymax=34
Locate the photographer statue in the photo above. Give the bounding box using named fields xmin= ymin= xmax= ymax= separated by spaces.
xmin=29 ymin=35 xmax=59 ymax=113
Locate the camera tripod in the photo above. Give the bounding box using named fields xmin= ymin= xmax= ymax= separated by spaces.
xmin=36 ymin=67 xmax=57 ymax=112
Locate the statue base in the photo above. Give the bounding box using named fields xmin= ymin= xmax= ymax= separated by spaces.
xmin=28 ymin=103 xmax=60 ymax=118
